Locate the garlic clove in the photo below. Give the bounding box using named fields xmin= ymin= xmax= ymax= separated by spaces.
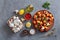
xmin=14 ymin=20 xmax=20 ymax=26
xmin=9 ymin=23 xmax=14 ymax=27
xmin=13 ymin=16 xmax=17 ymax=20
xmin=19 ymin=25 xmax=23 ymax=29
xmin=12 ymin=27 xmax=18 ymax=33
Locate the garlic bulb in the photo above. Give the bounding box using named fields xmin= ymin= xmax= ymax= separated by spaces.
xmin=7 ymin=16 xmax=24 ymax=33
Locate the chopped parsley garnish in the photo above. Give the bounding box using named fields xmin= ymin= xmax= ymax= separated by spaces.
xmin=38 ymin=23 xmax=40 ymax=26
xmin=42 ymin=1 xmax=50 ymax=9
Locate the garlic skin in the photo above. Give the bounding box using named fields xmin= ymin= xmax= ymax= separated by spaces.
xmin=21 ymin=18 xmax=25 ymax=22
xmin=14 ymin=10 xmax=19 ymax=14
xmin=7 ymin=16 xmax=24 ymax=33
xmin=29 ymin=4 xmax=33 ymax=8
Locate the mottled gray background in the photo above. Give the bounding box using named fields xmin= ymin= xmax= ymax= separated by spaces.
xmin=0 ymin=0 xmax=60 ymax=40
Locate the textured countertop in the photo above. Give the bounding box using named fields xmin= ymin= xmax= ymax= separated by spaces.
xmin=0 ymin=0 xmax=60 ymax=40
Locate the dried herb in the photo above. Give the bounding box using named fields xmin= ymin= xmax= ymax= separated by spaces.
xmin=37 ymin=23 xmax=40 ymax=26
xmin=42 ymin=1 xmax=50 ymax=9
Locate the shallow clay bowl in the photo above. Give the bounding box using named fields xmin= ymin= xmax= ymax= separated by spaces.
xmin=32 ymin=10 xmax=54 ymax=32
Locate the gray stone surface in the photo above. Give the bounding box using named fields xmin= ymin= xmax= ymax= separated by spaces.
xmin=0 ymin=0 xmax=60 ymax=40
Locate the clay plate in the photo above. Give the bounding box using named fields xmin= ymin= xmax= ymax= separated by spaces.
xmin=32 ymin=10 xmax=54 ymax=32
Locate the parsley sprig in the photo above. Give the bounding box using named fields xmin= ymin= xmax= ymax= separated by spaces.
xmin=42 ymin=2 xmax=50 ymax=9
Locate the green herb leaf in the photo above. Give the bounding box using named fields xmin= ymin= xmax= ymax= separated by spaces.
xmin=25 ymin=5 xmax=34 ymax=13
xmin=38 ymin=23 xmax=40 ymax=26
xmin=42 ymin=1 xmax=50 ymax=9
